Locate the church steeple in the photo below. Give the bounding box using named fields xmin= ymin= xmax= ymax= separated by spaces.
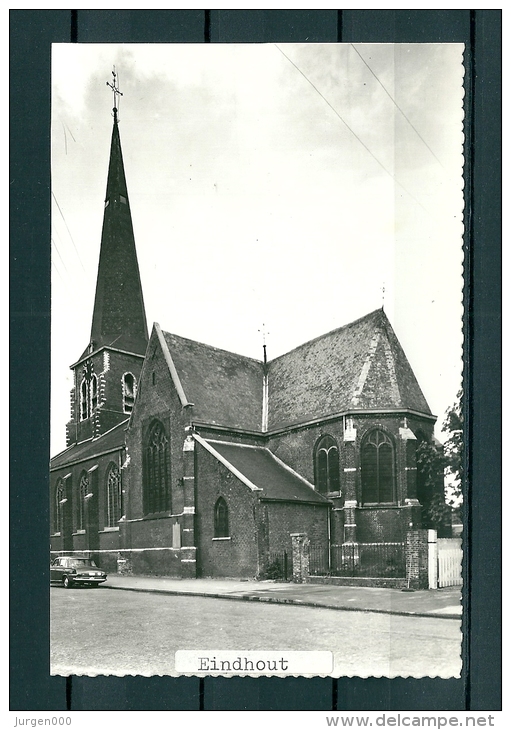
xmin=66 ymin=71 xmax=148 ymax=446
xmin=87 ymin=71 xmax=148 ymax=358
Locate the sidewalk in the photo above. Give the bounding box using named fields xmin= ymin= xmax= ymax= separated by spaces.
xmin=102 ymin=574 xmax=462 ymax=619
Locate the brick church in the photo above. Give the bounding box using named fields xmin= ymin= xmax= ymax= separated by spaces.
xmin=50 ymin=99 xmax=440 ymax=579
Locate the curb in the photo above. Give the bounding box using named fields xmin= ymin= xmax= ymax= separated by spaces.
xmin=101 ymin=583 xmax=461 ymax=620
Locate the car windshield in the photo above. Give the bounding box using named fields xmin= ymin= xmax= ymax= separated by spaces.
xmin=68 ymin=559 xmax=97 ymax=568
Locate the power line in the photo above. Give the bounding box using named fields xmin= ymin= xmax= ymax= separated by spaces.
xmin=64 ymin=122 xmax=76 ymax=143
xmin=51 ymin=236 xmax=69 ymax=276
xmin=51 ymin=257 xmax=67 ymax=288
xmin=274 ymin=44 xmax=429 ymax=215
xmin=60 ymin=120 xmax=77 ymax=155
xmin=52 ymin=191 xmax=86 ymax=272
xmin=350 ymin=44 xmax=443 ymax=168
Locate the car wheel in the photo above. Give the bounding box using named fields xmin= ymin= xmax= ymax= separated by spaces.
xmin=91 ymin=583 xmax=99 ymax=588
xmin=63 ymin=576 xmax=72 ymax=589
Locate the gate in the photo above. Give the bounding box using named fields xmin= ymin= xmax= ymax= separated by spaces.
xmin=308 ymin=542 xmax=405 ymax=578
xmin=266 ymin=550 xmax=291 ymax=581
xmin=331 ymin=542 xmax=406 ymax=578
xmin=309 ymin=544 xmax=330 ymax=576
xmin=437 ymin=538 xmax=462 ymax=587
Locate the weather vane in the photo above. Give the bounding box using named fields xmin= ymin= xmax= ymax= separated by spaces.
xmin=106 ymin=66 xmax=123 ymax=120
xmin=258 ymin=324 xmax=269 ymax=365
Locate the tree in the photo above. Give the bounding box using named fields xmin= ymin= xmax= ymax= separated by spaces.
xmin=441 ymin=389 xmax=463 ymax=506
xmin=415 ymin=440 xmax=451 ymax=532
xmin=414 ymin=390 xmax=464 ymax=533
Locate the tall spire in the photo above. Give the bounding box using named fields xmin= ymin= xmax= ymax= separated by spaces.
xmin=87 ymin=71 xmax=148 ymax=357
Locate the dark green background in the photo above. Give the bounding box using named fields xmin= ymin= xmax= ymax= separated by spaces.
xmin=10 ymin=9 xmax=501 ymax=712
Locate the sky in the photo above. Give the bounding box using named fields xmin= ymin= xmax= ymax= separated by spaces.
xmin=51 ymin=43 xmax=465 ymax=457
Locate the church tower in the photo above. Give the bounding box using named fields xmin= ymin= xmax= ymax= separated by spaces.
xmin=66 ymin=72 xmax=148 ymax=446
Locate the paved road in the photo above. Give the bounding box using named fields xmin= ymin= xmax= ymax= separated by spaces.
xmin=103 ymin=574 xmax=462 ymax=618
xmin=50 ymin=585 xmax=462 ymax=678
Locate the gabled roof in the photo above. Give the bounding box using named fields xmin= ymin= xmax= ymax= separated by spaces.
xmin=202 ymin=439 xmax=329 ymax=505
xmin=155 ymin=310 xmax=431 ymax=434
xmin=267 ymin=309 xmax=431 ymax=430
xmin=162 ymin=331 xmax=264 ymax=432
xmin=50 ymin=420 xmax=127 ymax=470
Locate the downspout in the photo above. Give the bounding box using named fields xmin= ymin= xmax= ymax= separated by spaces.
xmin=328 ymin=503 xmax=332 ymax=572
xmin=262 ymin=343 xmax=268 ymax=433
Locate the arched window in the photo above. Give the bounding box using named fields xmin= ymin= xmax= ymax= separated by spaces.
xmin=78 ymin=472 xmax=89 ymax=531
xmin=361 ymin=429 xmax=396 ymax=504
xmin=79 ymin=375 xmax=98 ymax=420
xmin=315 ymin=435 xmax=341 ymax=494
xmin=90 ymin=374 xmax=98 ymax=411
xmin=54 ymin=479 xmax=65 ymax=534
xmin=106 ymin=462 xmax=121 ymax=527
xmin=80 ymin=378 xmax=89 ymax=421
xmin=143 ymin=420 xmax=171 ymax=515
xmin=122 ymin=373 xmax=136 ymax=414
xmin=214 ymin=497 xmax=229 ymax=538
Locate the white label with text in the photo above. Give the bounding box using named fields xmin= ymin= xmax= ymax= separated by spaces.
xmin=175 ymin=650 xmax=333 ymax=675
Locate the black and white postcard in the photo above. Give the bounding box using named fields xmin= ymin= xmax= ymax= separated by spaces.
xmin=49 ymin=42 xmax=464 ymax=679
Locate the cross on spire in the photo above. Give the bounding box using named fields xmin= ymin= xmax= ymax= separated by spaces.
xmin=106 ymin=66 xmax=123 ymax=121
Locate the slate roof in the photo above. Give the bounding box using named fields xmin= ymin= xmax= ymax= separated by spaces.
xmin=159 ymin=310 xmax=431 ymax=434
xmin=50 ymin=420 xmax=127 ymax=470
xmin=163 ymin=332 xmax=264 ymax=432
xmin=204 ymin=440 xmax=328 ymax=504
xmin=267 ymin=309 xmax=432 ymax=430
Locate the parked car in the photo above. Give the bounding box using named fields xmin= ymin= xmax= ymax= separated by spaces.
xmin=50 ymin=556 xmax=107 ymax=588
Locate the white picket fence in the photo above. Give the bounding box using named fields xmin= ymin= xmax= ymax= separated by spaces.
xmin=437 ymin=537 xmax=463 ymax=587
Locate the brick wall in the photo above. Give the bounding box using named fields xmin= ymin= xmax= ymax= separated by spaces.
xmin=265 ymin=501 xmax=329 ymax=555
xmin=267 ymin=413 xmax=435 ymax=509
xmin=125 ymin=332 xmax=189 ymax=523
xmin=50 ymin=449 xmax=125 ymax=558
xmin=330 ymin=504 xmax=345 ymax=544
xmin=128 ymin=548 xmax=182 ymax=576
xmin=405 ymin=529 xmax=429 ymax=589
xmin=264 ymin=413 xmax=435 ymax=546
xmin=195 ymin=441 xmax=259 ymax=578
xmin=267 ymin=420 xmax=344 ymax=488
xmin=71 ymin=349 xmax=144 ymax=443
xmin=356 ymin=506 xmax=409 ymax=542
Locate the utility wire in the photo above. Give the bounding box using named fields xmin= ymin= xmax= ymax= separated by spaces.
xmin=61 ymin=121 xmax=67 ymax=155
xmin=51 ymin=257 xmax=67 ymax=288
xmin=64 ymin=122 xmax=76 ymax=143
xmin=61 ymin=120 xmax=77 ymax=155
xmin=350 ymin=44 xmax=443 ymax=168
xmin=51 ymin=238 xmax=72 ymax=291
xmin=51 ymin=236 xmax=68 ymax=274
xmin=275 ymin=44 xmax=429 ymax=215
xmin=52 ymin=191 xmax=86 ymax=272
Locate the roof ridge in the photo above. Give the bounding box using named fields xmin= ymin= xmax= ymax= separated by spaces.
xmin=267 ymin=308 xmax=385 ymax=365
xmin=205 ymin=438 xmax=330 ymax=504
xmin=205 ymin=438 xmax=263 ymax=450
xmin=155 ymin=324 xmax=190 ymax=407
xmin=379 ymin=314 xmax=431 ymax=414
xmin=193 ymin=434 xmax=263 ymax=492
xmin=51 ymin=417 xmax=129 ymax=461
xmin=266 ymin=449 xmax=318 ymax=492
xmin=160 ymin=309 xmax=385 ymax=369
xmin=162 ymin=329 xmax=264 ymax=366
